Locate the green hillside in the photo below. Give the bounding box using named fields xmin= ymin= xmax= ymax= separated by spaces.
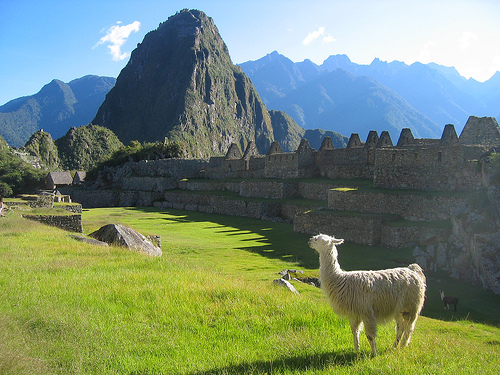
xmin=0 ymin=134 xmax=45 ymax=196
xmin=55 ymin=124 xmax=124 ymax=170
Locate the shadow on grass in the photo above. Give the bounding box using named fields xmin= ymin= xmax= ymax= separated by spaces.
xmin=185 ymin=350 xmax=361 ymax=375
xmin=151 ymin=207 xmax=320 ymax=269
xmin=108 ymin=207 xmax=500 ymax=327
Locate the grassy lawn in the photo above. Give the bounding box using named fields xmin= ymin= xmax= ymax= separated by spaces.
xmin=1 ymin=207 xmax=499 ymax=374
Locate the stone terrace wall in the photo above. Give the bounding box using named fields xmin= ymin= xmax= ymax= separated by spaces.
xmin=297 ymin=182 xmax=348 ymax=201
xmin=22 ymin=214 xmax=83 ymax=233
xmin=240 ymin=180 xmax=298 ymax=199
xmin=177 ymin=179 xmax=240 ymax=193
xmin=328 ymin=189 xmax=466 ymax=221
xmin=57 ymin=204 xmax=83 ymax=214
xmin=380 ymin=224 xmax=450 ymax=248
xmin=64 ymin=188 xmax=162 ymax=208
xmin=317 ymin=164 xmax=374 ymax=180
xmin=295 ymin=209 xmax=450 ymax=248
xmin=157 ymin=191 xmax=320 ymax=222
xmin=294 ymin=210 xmax=384 ymax=245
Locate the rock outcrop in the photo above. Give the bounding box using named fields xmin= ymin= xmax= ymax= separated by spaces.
xmin=90 ymin=224 xmax=162 ymax=257
xmin=413 ymin=185 xmax=500 ymax=294
xmin=92 ymin=9 xmax=304 ymax=157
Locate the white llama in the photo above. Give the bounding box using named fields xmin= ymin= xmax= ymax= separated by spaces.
xmin=309 ymin=234 xmax=426 ymax=356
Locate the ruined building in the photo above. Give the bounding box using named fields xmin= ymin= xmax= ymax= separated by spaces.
xmin=206 ymin=116 xmax=500 ymax=191
xmin=66 ymin=116 xmax=500 ymax=293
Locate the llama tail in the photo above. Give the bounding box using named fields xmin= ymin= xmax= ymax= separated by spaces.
xmin=408 ymin=263 xmax=426 ymax=284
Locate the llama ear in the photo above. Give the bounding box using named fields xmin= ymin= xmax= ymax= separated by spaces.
xmin=331 ymin=237 xmax=344 ymax=245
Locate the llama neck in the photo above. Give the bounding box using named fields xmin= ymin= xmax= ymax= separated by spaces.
xmin=319 ymin=249 xmax=343 ymax=277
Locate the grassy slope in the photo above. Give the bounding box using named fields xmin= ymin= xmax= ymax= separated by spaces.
xmin=0 ymin=208 xmax=499 ymax=374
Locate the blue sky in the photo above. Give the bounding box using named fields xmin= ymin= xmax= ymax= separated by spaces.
xmin=1 ymin=0 xmax=499 ymax=106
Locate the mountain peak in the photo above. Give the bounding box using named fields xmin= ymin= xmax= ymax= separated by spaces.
xmin=93 ymin=9 xmax=284 ymax=157
xmin=321 ymin=54 xmax=354 ymax=72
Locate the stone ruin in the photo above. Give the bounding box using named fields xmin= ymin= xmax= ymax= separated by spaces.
xmin=62 ymin=116 xmax=500 ymax=293
xmin=200 ymin=116 xmax=499 ymax=191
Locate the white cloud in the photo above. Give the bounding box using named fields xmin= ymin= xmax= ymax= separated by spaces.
xmin=458 ymin=31 xmax=477 ymax=51
xmin=417 ymin=41 xmax=436 ymax=63
xmin=302 ymin=27 xmax=325 ymax=46
xmin=94 ymin=21 xmax=141 ymax=61
xmin=322 ymin=34 xmax=336 ymax=44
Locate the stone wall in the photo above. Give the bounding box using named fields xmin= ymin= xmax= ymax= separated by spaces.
xmin=380 ymin=224 xmax=449 ymax=248
xmin=28 ymin=195 xmax=54 ymax=208
xmin=240 ymin=180 xmax=298 ymax=199
xmin=265 ymin=153 xmax=300 ymax=179
xmin=315 ymin=147 xmax=373 ymax=166
xmin=177 ymin=179 xmax=240 ymax=193
xmin=317 ymin=164 xmax=374 ymax=180
xmin=373 ymin=146 xmax=485 ymax=191
xmin=157 ymin=190 xmax=319 ymax=222
xmin=298 ymin=182 xmax=351 ymax=201
xmin=57 ymin=204 xmax=83 ymax=214
xmin=22 ymin=214 xmax=83 ymax=233
xmin=120 ymin=177 xmax=178 ymax=192
xmin=62 ymin=188 xmax=162 ymax=208
xmin=328 ymin=189 xmax=466 ymax=221
xmin=294 ymin=210 xmax=385 ymax=245
xmin=459 ymin=116 xmax=500 ymax=147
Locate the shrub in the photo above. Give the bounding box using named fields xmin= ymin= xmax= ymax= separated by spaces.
xmin=86 ymin=138 xmax=185 ymax=181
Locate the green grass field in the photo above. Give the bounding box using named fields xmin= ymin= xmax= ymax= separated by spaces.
xmin=1 ymin=207 xmax=499 ymax=374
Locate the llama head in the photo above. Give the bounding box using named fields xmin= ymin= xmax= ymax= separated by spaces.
xmin=309 ymin=234 xmax=344 ymax=256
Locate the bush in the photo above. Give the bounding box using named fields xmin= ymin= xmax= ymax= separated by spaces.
xmin=86 ymin=139 xmax=185 ymax=181
xmin=0 ymin=182 xmax=13 ymax=197
xmin=0 ymin=137 xmax=45 ymax=196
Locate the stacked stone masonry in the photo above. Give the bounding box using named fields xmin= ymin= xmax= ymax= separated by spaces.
xmin=22 ymin=214 xmax=83 ymax=233
xmin=63 ymin=116 xmax=499 ymax=250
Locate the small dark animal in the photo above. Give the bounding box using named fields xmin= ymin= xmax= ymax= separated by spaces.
xmin=439 ymin=290 xmax=458 ymax=311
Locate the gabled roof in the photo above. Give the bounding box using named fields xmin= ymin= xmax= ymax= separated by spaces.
xmin=267 ymin=141 xmax=283 ymax=155
xmin=47 ymin=171 xmax=73 ymax=185
xmin=319 ymin=136 xmax=334 ymax=151
xmin=243 ymin=141 xmax=260 ymax=159
xmin=296 ymin=138 xmax=313 ymax=153
xmin=225 ymin=143 xmax=242 ymax=160
xmin=73 ymin=171 xmax=86 ymax=184
xmin=459 ymin=116 xmax=500 ymax=146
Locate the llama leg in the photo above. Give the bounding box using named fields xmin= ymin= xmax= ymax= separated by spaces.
xmin=400 ymin=313 xmax=417 ymax=347
xmin=393 ymin=315 xmax=405 ymax=348
xmin=363 ymin=317 xmax=378 ymax=356
xmin=349 ymin=318 xmax=362 ymax=351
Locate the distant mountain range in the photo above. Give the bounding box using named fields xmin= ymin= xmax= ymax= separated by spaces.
xmin=240 ymin=51 xmax=500 ymax=139
xmin=0 ymin=76 xmax=115 ymax=147
xmin=1 ymin=16 xmax=499 ymax=152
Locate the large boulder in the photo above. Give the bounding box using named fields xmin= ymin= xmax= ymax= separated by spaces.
xmin=89 ymin=224 xmax=162 ymax=256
